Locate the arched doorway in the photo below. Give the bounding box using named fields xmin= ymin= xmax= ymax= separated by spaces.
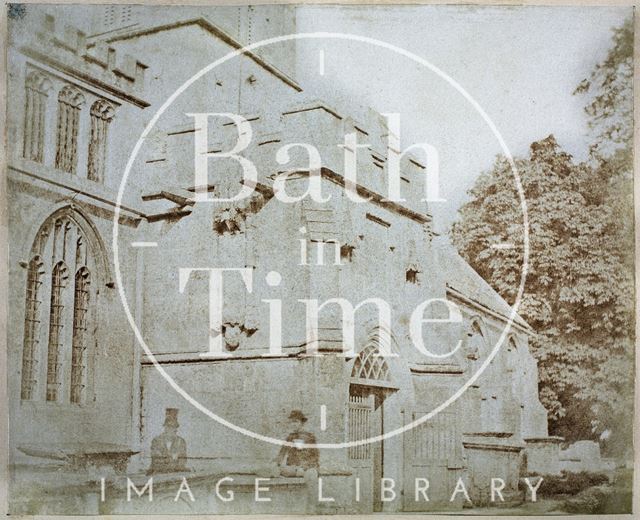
xmin=347 ymin=345 xmax=398 ymax=512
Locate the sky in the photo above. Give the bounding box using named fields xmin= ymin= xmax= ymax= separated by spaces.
xmin=294 ymin=5 xmax=632 ymax=233
xmin=27 ymin=4 xmax=630 ymax=234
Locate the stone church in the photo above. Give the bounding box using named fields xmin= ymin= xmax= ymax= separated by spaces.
xmin=7 ymin=5 xmax=562 ymax=514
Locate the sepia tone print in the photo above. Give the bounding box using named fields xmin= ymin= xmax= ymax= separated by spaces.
xmin=5 ymin=3 xmax=635 ymax=516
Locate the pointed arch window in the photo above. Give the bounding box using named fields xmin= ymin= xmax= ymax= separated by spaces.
xmin=351 ymin=345 xmax=390 ymax=381
xmin=46 ymin=261 xmax=69 ymax=401
xmin=20 ymin=256 xmax=45 ymax=400
xmin=21 ymin=209 xmax=101 ymax=403
xmin=55 ymin=86 xmax=85 ymax=173
xmin=71 ymin=266 xmax=90 ymax=404
xmin=87 ymin=100 xmax=114 ymax=183
xmin=506 ymin=336 xmax=519 ymax=373
xmin=23 ymin=71 xmax=52 ymax=163
xmin=464 ymin=319 xmax=488 ymax=362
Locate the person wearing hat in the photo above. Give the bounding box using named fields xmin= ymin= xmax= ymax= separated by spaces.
xmin=147 ymin=408 xmax=188 ymax=474
xmin=275 ymin=410 xmax=320 ymax=477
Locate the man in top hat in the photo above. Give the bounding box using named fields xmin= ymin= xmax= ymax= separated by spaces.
xmin=275 ymin=410 xmax=320 ymax=477
xmin=147 ymin=408 xmax=188 ymax=474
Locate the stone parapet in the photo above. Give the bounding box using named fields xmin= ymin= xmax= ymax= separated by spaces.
xmin=18 ymin=12 xmax=149 ymax=107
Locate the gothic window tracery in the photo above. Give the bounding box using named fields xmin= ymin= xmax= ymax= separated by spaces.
xmin=70 ymin=265 xmax=91 ymax=404
xmin=55 ymin=86 xmax=85 ymax=173
xmin=87 ymin=100 xmax=114 ymax=182
xmin=20 ymin=256 xmax=45 ymax=400
xmin=351 ymin=345 xmax=390 ymax=381
xmin=46 ymin=260 xmax=68 ymax=401
xmin=23 ymin=71 xmax=52 ymax=163
xmin=20 ymin=209 xmax=99 ymax=404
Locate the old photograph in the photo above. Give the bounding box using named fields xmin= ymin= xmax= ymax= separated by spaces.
xmin=4 ymin=2 xmax=636 ymax=515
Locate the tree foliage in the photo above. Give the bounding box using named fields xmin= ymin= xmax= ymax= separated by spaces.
xmin=451 ymin=19 xmax=634 ymax=451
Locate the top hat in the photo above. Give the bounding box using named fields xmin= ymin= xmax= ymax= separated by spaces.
xmin=163 ymin=408 xmax=180 ymax=427
xmin=288 ymin=410 xmax=308 ymax=423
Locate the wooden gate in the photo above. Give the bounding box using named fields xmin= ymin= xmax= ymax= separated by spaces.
xmin=402 ymin=409 xmax=464 ymax=511
xmin=347 ymin=346 xmax=396 ymax=512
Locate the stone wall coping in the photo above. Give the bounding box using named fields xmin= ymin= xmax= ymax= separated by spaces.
xmin=524 ymin=436 xmax=564 ymax=444
xmin=463 ymin=432 xmax=513 ymax=438
xmin=18 ymin=443 xmax=137 ymax=457
xmin=9 ymin=160 xmax=145 ymax=220
xmin=142 ymin=347 xmax=303 ymax=364
xmin=318 ymin=466 xmax=353 ymax=477
xmin=410 ymin=363 xmax=465 ymax=375
xmin=127 ymin=472 xmax=224 ymax=488
xmin=216 ymin=475 xmax=305 ymax=488
xmin=463 ymin=432 xmax=525 ymax=452
xmin=462 ymin=441 xmax=524 ymax=453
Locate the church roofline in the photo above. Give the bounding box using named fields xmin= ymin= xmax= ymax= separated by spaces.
xmin=319 ymin=167 xmax=432 ymax=225
xmin=446 ymin=284 xmax=534 ymax=335
xmin=92 ymin=17 xmax=303 ymax=93
xmin=282 ymin=100 xmax=343 ymax=120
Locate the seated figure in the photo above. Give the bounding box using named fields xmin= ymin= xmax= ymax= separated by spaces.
xmin=275 ymin=410 xmax=319 ymax=477
xmin=147 ymin=408 xmax=188 ymax=475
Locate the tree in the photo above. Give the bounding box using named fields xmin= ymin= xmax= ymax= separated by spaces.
xmin=575 ymin=18 xmax=633 ymax=156
xmin=573 ymin=17 xmax=634 ymax=455
xmin=451 ymin=19 xmax=634 ymax=451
